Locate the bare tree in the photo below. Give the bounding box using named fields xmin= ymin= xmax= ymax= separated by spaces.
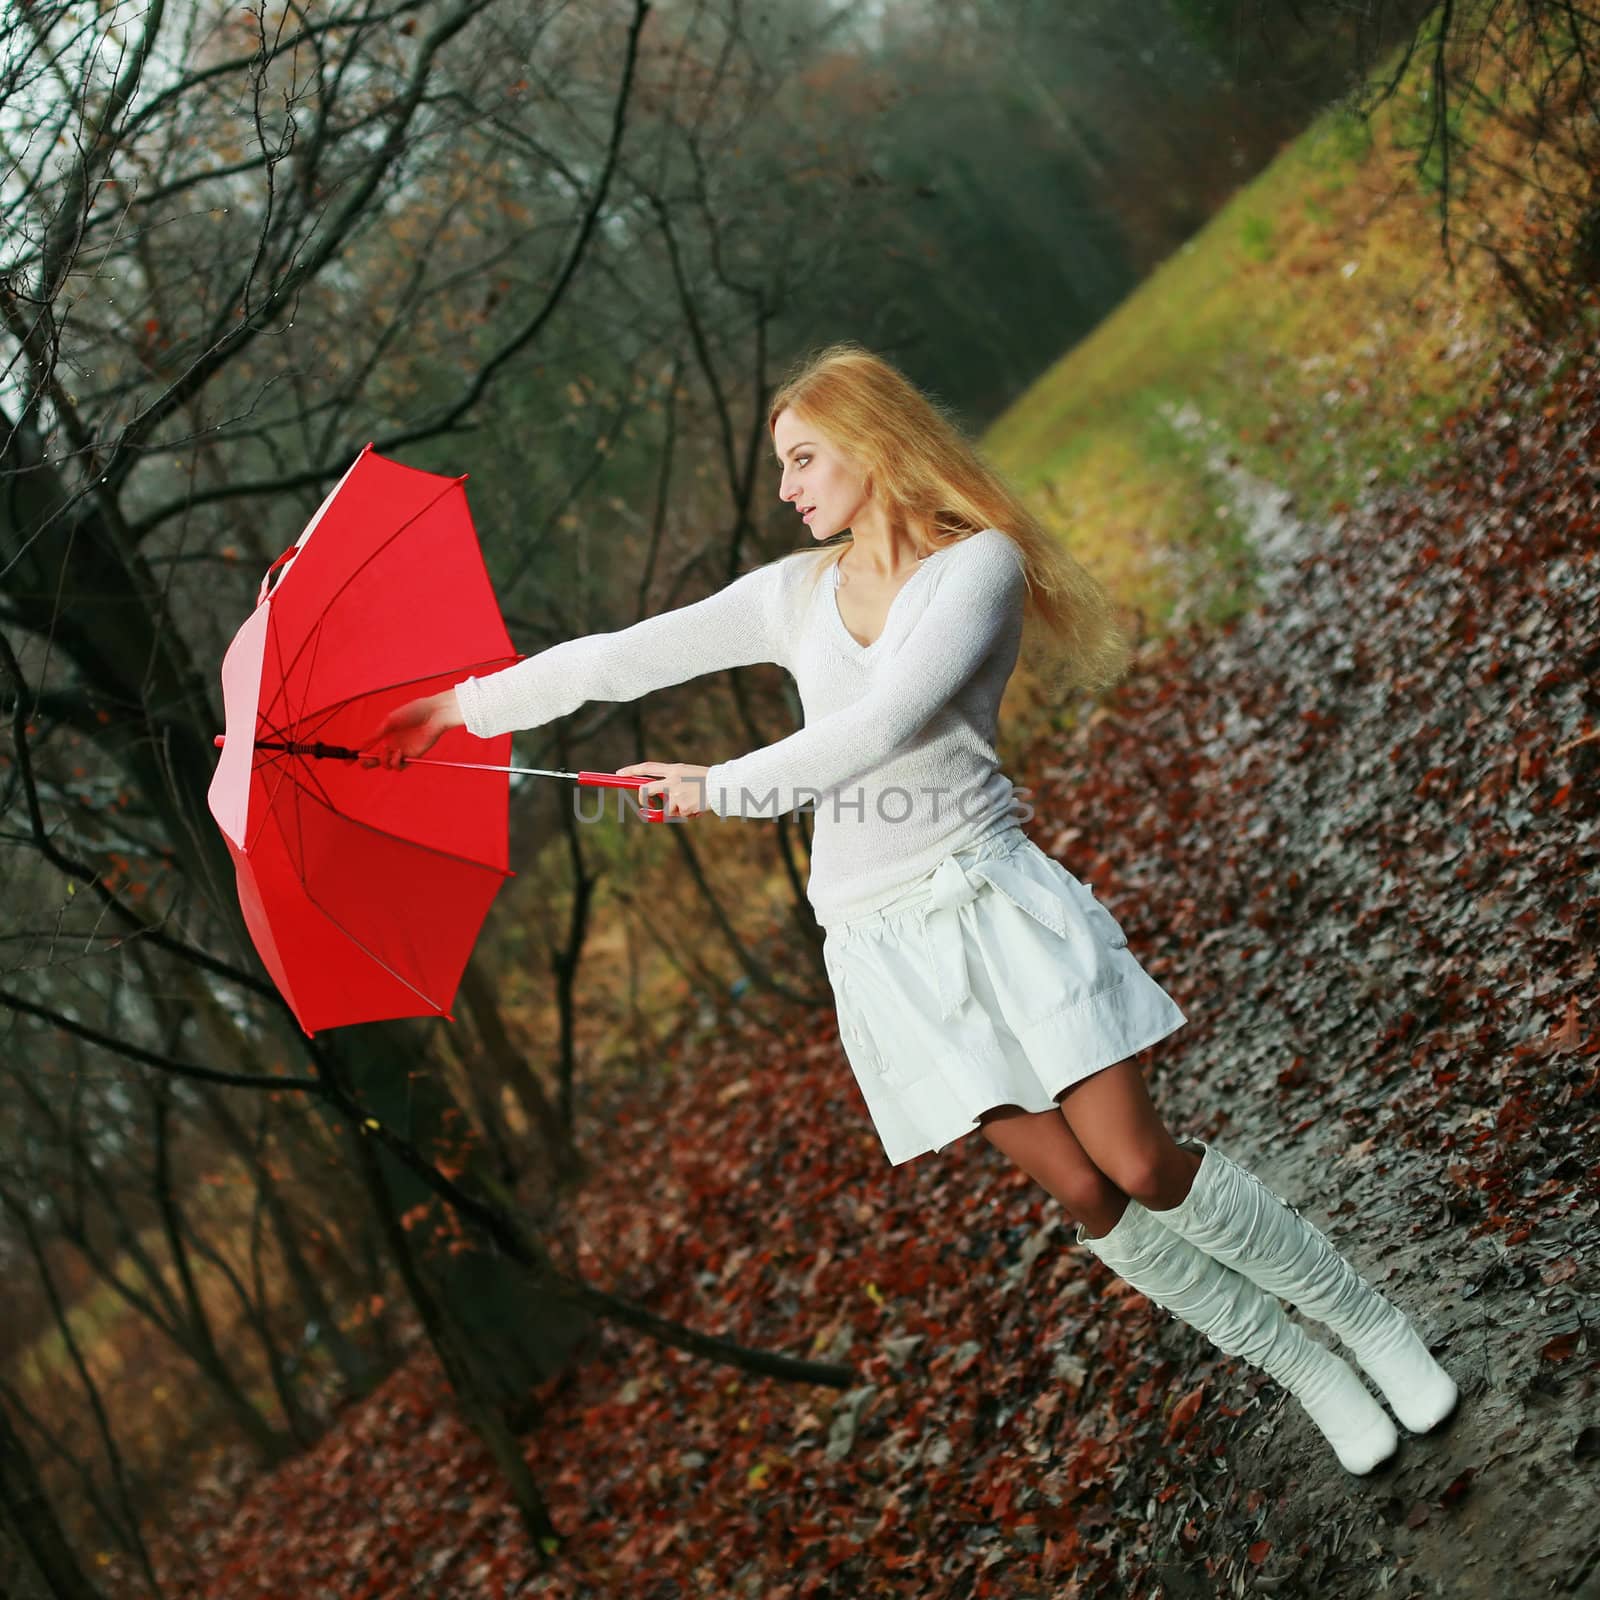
xmin=0 ymin=1396 xmax=107 ymax=1600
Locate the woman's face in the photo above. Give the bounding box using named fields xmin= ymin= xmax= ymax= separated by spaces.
xmin=772 ymin=408 xmax=870 ymax=543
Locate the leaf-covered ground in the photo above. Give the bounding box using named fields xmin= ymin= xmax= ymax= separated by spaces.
xmin=147 ymin=313 xmax=1600 ymax=1599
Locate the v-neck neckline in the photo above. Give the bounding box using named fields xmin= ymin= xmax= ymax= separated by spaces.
xmin=828 ymin=546 xmax=948 ymax=657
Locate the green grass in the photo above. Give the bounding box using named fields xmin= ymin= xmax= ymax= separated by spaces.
xmin=981 ymin=26 xmax=1533 ymax=638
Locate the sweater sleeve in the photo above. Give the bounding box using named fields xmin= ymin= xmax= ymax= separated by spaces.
xmin=452 ymin=557 xmax=790 ymax=739
xmin=703 ymin=531 xmax=1026 ymax=818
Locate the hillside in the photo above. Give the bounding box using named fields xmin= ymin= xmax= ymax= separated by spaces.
xmin=984 ymin=74 xmax=1539 ymax=646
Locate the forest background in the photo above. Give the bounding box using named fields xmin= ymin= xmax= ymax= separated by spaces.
xmin=2 ymin=1 xmax=1596 ymax=1597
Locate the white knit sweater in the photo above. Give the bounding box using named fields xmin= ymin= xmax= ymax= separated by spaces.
xmin=452 ymin=526 xmax=1030 ymax=928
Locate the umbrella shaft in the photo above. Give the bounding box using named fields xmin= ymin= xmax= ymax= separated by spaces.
xmin=253 ymin=740 xmax=578 ymax=780
xmin=404 ymin=757 xmax=579 ymax=778
xmin=258 ymin=737 xmax=363 ymax=761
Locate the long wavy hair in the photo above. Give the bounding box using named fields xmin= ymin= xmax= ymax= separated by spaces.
xmin=768 ymin=341 xmax=1131 ymax=694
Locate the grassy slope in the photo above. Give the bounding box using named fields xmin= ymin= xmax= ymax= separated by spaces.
xmin=982 ymin=30 xmax=1536 ymax=643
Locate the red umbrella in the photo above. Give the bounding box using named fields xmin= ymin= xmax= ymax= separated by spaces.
xmin=206 ymin=442 xmax=659 ymax=1036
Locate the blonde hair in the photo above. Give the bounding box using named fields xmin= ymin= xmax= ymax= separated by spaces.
xmin=769 ymin=341 xmax=1131 ymax=694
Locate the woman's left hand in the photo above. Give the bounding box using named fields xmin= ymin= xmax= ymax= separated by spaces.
xmin=613 ymin=762 xmax=712 ymax=819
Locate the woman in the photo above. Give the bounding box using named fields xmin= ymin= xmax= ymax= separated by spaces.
xmin=363 ymin=343 xmax=1459 ymax=1477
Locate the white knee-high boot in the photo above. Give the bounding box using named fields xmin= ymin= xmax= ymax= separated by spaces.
xmin=1145 ymin=1138 xmax=1460 ymax=1435
xmin=1076 ymin=1196 xmax=1399 ymax=1475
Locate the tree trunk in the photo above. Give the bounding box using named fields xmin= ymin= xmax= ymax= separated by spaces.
xmin=177 ymin=968 xmax=383 ymax=1400
xmin=457 ymin=956 xmax=584 ymax=1188
xmin=343 ymin=1112 xmax=563 ymax=1555
xmin=0 ymin=1198 xmax=162 ymax=1597
xmin=0 ymin=1402 xmax=106 ymax=1600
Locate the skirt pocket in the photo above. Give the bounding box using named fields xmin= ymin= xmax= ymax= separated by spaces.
xmin=823 ymin=933 xmax=917 ymax=1089
xmin=1040 ymin=853 xmax=1130 ymax=949
xmin=969 ymin=883 xmax=1125 ymax=1029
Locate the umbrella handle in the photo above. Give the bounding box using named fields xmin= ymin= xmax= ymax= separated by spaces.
xmin=578 ymin=771 xmax=669 ymax=823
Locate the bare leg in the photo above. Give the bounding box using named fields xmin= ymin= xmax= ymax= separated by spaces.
xmin=976 ymin=1101 xmax=1130 ymax=1237
xmin=1055 ymin=1059 xmax=1202 ymax=1216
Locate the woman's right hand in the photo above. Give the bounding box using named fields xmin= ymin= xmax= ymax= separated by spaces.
xmin=359 ymin=689 xmax=463 ymax=770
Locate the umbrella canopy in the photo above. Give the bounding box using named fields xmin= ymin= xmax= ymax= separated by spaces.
xmin=207 ymin=442 xmax=522 ymax=1036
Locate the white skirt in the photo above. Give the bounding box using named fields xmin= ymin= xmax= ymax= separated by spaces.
xmin=821 ymin=824 xmax=1189 ymax=1166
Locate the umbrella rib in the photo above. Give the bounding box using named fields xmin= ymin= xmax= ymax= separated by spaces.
xmin=238 ymin=705 xmax=302 ymax=853
xmin=261 ymin=473 xmax=472 ymax=736
xmin=263 ymin=800 xmax=453 ymax=1015
xmin=247 ymin=689 xmax=320 ymax=851
xmin=286 ymin=657 xmax=523 ymax=744
xmin=267 ymin=752 xmax=516 ymax=880
xmin=242 ymin=627 xmax=311 ymax=848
